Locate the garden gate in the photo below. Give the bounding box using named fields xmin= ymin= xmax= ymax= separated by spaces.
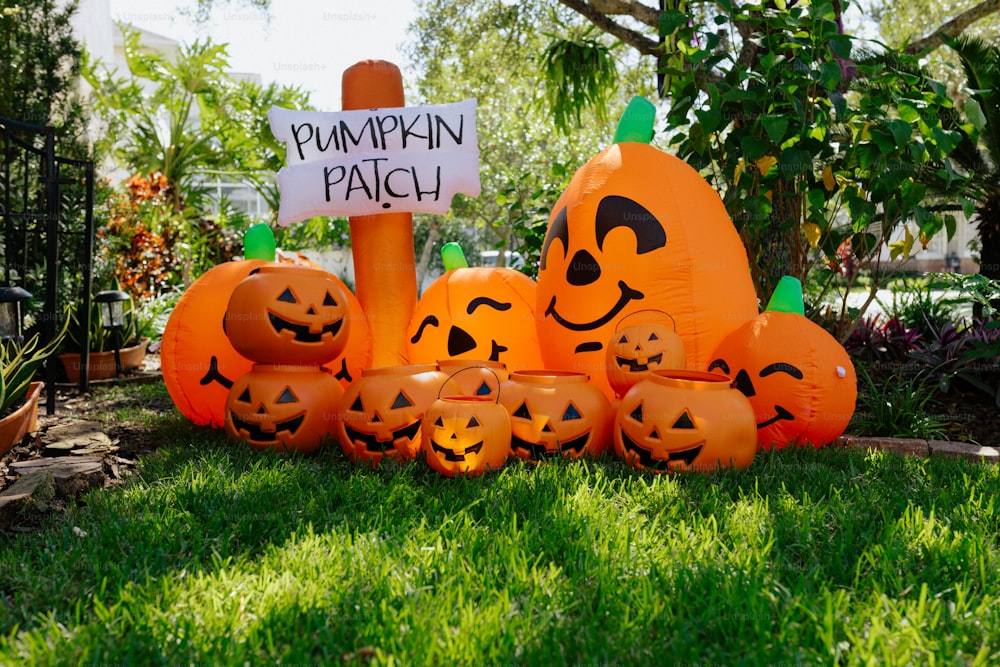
xmin=1 ymin=115 xmax=95 ymax=413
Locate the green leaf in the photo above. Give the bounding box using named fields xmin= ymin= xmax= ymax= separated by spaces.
xmin=897 ymin=102 xmax=920 ymax=123
xmin=762 ymin=115 xmax=789 ymax=143
xmin=958 ymin=195 xmax=977 ymax=219
xmin=741 ymin=136 xmax=770 ymax=161
xmin=779 ymin=148 xmax=811 ymax=174
xmin=931 ymin=126 xmax=962 ymax=154
xmin=659 ymin=9 xmax=689 ymax=37
xmin=857 ymin=142 xmax=880 ymax=170
xmin=695 ymin=108 xmax=724 ymax=134
xmin=965 ymin=98 xmax=987 ymax=130
xmin=886 ymin=119 xmax=913 ymax=146
xmin=945 ymin=213 xmax=957 ymax=241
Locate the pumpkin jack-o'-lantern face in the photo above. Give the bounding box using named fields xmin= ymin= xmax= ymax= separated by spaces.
xmin=498 ymin=370 xmax=612 ymax=461
xmin=229 ymin=385 xmax=306 ymax=444
xmin=342 ymin=390 xmax=423 ymax=458
xmin=613 ymin=370 xmax=757 ymax=473
xmin=224 ymin=364 xmax=342 ymax=454
xmin=336 ymin=365 xmax=452 ymax=465
xmin=707 ymin=358 xmax=800 ymax=430
xmin=225 ymin=265 xmax=350 ymax=365
xmin=407 ymin=267 xmax=545 ymax=371
xmin=618 ymin=402 xmax=707 ymax=472
xmin=536 ymin=142 xmax=759 ymax=399
xmin=606 ymin=313 xmax=686 ymax=398
xmin=706 ymin=275 xmax=858 ymax=451
xmin=540 ymin=196 xmax=664 ymax=338
xmin=508 ymin=400 xmax=592 ymax=459
xmin=422 ymin=396 xmax=510 ymax=477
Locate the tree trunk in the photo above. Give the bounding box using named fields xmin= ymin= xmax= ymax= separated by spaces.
xmin=415 ymin=217 xmax=442 ymax=296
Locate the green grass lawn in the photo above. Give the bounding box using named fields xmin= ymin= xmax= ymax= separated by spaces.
xmin=1 ymin=383 xmax=998 ymax=665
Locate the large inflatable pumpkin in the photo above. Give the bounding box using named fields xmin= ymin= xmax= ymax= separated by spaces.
xmin=707 ymin=277 xmax=857 ymax=450
xmin=161 ymin=259 xmax=265 ymax=428
xmin=407 ymin=246 xmax=544 ymax=370
xmin=536 ymin=98 xmax=758 ymax=398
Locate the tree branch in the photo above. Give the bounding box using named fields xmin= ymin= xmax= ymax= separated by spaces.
xmin=587 ymin=0 xmax=660 ymax=29
xmin=904 ymin=0 xmax=1000 ymax=54
xmin=557 ymin=0 xmax=661 ymax=57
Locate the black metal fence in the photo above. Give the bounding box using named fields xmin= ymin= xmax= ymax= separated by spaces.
xmin=1 ymin=115 xmax=94 ymax=413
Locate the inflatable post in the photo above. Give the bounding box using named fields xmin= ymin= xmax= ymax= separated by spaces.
xmin=341 ymin=60 xmax=417 ymax=367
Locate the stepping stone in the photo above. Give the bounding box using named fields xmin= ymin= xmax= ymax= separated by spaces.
xmin=9 ymin=456 xmax=105 ymax=498
xmin=41 ymin=421 xmax=114 ymax=457
xmin=0 ymin=471 xmax=56 ymax=530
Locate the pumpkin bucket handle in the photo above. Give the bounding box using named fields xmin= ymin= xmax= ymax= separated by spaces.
xmin=615 ymin=309 xmax=677 ymax=333
xmin=437 ymin=365 xmax=503 ymax=403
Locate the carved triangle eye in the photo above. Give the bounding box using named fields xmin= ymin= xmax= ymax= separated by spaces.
xmin=323 ymin=291 xmax=337 ymax=306
xmin=648 ymin=333 xmax=659 ymax=341
xmin=277 ymin=288 xmax=297 ymax=303
xmin=391 ymin=392 xmax=413 ymax=409
xmin=513 ymin=402 xmax=531 ymax=420
xmin=276 ymin=387 xmax=298 ymax=404
xmin=237 ymin=388 xmax=251 ymax=403
xmin=434 ymin=416 xmax=444 ymax=427
xmin=562 ymin=403 xmax=582 ymax=421
xmin=629 ymin=403 xmax=643 ymax=423
xmin=467 ymin=416 xmax=480 ymax=428
xmin=349 ymin=396 xmax=364 ymax=412
xmin=619 ymin=334 xmax=629 ymax=344
xmin=672 ymin=411 xmax=695 ymax=429
xmin=476 ymin=382 xmax=492 ymax=396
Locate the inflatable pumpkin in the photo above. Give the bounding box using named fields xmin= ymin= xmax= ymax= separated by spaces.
xmin=224 ymin=364 xmax=342 ymax=454
xmin=536 ymin=98 xmax=758 ymax=398
xmin=498 ymin=370 xmax=612 ymax=461
xmin=606 ymin=311 xmax=685 ymax=398
xmin=225 ymin=264 xmax=351 ymax=365
xmin=614 ymin=370 xmax=757 ymax=473
xmin=161 ymin=259 xmax=265 ymax=428
xmin=407 ymin=245 xmax=544 ymax=371
xmin=707 ymin=277 xmax=857 ymax=450
xmin=336 ymin=364 xmax=455 ymax=466
xmin=422 ymin=395 xmax=510 ymax=477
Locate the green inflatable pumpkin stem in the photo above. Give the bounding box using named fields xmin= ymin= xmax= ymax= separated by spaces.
xmin=441 ymin=242 xmax=469 ymax=270
xmin=244 ymin=223 xmax=277 ymax=262
xmin=614 ymin=97 xmax=656 ymax=144
xmin=765 ymin=276 xmax=805 ymax=316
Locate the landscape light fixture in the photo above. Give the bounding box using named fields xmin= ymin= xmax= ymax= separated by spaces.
xmin=0 ymin=286 xmax=32 ymax=345
xmin=94 ymin=290 xmax=131 ymax=376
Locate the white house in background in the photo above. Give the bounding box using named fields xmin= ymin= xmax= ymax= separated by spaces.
xmin=68 ymin=0 xmax=271 ymax=218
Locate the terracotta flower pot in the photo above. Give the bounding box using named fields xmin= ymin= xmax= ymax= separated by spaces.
xmin=58 ymin=338 xmax=151 ymax=383
xmin=0 ymin=381 xmax=43 ymax=457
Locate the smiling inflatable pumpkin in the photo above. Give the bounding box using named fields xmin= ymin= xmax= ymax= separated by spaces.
xmin=707 ymin=276 xmax=857 ymax=450
xmin=536 ymin=98 xmax=758 ymax=398
xmin=407 ymin=244 xmax=544 ymax=370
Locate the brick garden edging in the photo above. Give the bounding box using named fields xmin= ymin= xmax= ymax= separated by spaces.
xmin=835 ymin=434 xmax=1000 ymax=463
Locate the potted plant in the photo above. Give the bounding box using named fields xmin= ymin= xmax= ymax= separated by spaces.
xmin=1 ymin=330 xmax=65 ymax=456
xmin=57 ymin=297 xmax=154 ymax=383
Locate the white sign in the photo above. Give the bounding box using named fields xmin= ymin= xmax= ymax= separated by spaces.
xmin=268 ymin=100 xmax=481 ymax=224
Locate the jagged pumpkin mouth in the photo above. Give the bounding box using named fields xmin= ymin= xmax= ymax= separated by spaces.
xmin=430 ymin=440 xmax=484 ymax=462
xmin=230 ymin=412 xmax=306 ymax=443
xmin=268 ymin=311 xmax=343 ymax=343
xmin=615 ymin=352 xmax=663 ymax=372
xmin=510 ymin=430 xmax=590 ymax=459
xmin=619 ymin=428 xmax=704 ymax=471
xmin=344 ymin=419 xmax=421 ymax=453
